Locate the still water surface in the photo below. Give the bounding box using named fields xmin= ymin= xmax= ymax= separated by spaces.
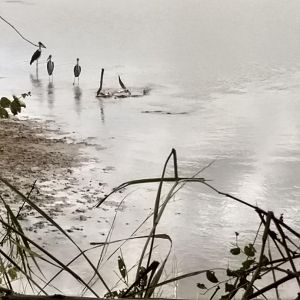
xmin=1 ymin=0 xmax=300 ymax=298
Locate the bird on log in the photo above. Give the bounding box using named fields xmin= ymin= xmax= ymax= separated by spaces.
xmin=73 ymin=58 xmax=81 ymax=85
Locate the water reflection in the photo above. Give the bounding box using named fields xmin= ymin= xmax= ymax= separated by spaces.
xmin=30 ymin=72 xmax=43 ymax=101
xmin=98 ymin=98 xmax=105 ymax=123
xmin=73 ymin=86 xmax=82 ymax=115
xmin=47 ymin=82 xmax=54 ymax=110
xmin=30 ymin=73 xmax=42 ymax=89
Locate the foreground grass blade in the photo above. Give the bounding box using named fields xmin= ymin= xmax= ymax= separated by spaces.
xmin=0 ymin=176 xmax=110 ymax=295
xmin=0 ymin=217 xmax=100 ymax=296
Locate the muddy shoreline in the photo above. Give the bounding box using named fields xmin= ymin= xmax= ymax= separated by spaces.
xmin=0 ymin=117 xmax=110 ymax=229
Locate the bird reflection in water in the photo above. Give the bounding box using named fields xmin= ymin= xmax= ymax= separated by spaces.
xmin=47 ymin=82 xmax=54 ymax=109
xmin=73 ymin=86 xmax=82 ymax=115
xmin=30 ymin=72 xmax=43 ymax=100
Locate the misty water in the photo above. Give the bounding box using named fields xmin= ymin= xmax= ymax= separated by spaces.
xmin=1 ymin=0 xmax=300 ymax=298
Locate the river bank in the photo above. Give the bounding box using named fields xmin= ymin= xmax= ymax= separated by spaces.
xmin=0 ymin=117 xmax=110 ymax=228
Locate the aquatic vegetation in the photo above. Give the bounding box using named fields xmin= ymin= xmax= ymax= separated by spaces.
xmin=0 ymin=92 xmax=30 ymax=118
xmin=0 ymin=149 xmax=300 ymax=300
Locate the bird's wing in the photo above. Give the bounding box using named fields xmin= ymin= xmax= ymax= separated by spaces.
xmin=118 ymin=75 xmax=127 ymax=90
xmin=30 ymin=49 xmax=40 ymax=65
xmin=78 ymin=66 xmax=81 ymax=75
xmin=47 ymin=61 xmax=54 ymax=75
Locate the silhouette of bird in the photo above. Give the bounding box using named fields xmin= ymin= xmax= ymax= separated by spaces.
xmin=30 ymin=42 xmax=46 ymax=66
xmin=47 ymin=55 xmax=54 ymax=80
xmin=73 ymin=58 xmax=81 ymax=85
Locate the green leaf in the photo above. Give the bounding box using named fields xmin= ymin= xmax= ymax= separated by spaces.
xmin=197 ymin=283 xmax=207 ymax=289
xmin=206 ymin=270 xmax=219 ymax=283
xmin=118 ymin=255 xmax=127 ymax=280
xmin=21 ymin=93 xmax=30 ymax=98
xmin=227 ymin=268 xmax=244 ymax=277
xmin=7 ymin=267 xmax=18 ymax=280
xmin=242 ymin=259 xmax=255 ymax=270
xmin=10 ymin=99 xmax=21 ymax=115
xmin=18 ymin=99 xmax=26 ymax=108
xmin=225 ymin=282 xmax=235 ymax=292
xmin=0 ymin=97 xmax=11 ymax=108
xmin=0 ymin=107 xmax=9 ymax=118
xmin=244 ymin=244 xmax=256 ymax=257
xmin=230 ymin=247 xmax=241 ymax=255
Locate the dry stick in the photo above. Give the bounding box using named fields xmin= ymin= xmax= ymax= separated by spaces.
xmin=0 ymin=16 xmax=39 ymax=47
xmin=209 ymin=286 xmax=220 ymax=300
xmin=249 ymin=271 xmax=300 ymax=299
xmin=96 ymin=177 xmax=206 ymax=207
xmin=242 ymin=211 xmax=272 ymax=300
xmin=272 ymin=216 xmax=300 ymax=288
xmin=203 ymin=181 xmax=300 ymax=240
xmin=257 ymin=211 xmax=286 ymax=260
xmin=285 ymin=235 xmax=300 ymax=251
xmin=268 ymin=237 xmax=280 ymax=300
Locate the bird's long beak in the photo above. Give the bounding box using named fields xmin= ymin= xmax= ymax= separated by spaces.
xmin=40 ymin=42 xmax=46 ymax=48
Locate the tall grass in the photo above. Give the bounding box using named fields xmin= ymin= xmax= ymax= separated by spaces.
xmin=0 ymin=149 xmax=300 ymax=299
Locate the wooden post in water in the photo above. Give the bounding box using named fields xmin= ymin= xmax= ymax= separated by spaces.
xmin=97 ymin=68 xmax=104 ymax=96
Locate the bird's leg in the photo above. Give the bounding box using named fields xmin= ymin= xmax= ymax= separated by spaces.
xmin=36 ymin=61 xmax=39 ymax=80
xmin=78 ymin=77 xmax=80 ymax=86
xmin=73 ymin=77 xmax=75 ymax=85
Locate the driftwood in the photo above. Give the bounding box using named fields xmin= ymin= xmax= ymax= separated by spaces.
xmin=96 ymin=69 xmax=150 ymax=99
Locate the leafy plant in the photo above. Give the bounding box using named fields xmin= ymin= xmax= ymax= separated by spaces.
xmin=0 ymin=92 xmax=30 ymax=118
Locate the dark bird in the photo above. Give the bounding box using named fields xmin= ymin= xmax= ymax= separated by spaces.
xmin=47 ymin=55 xmax=54 ymax=80
xmin=30 ymin=41 xmax=46 ymax=66
xmin=73 ymin=58 xmax=81 ymax=85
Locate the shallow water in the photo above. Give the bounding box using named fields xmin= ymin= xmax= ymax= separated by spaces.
xmin=2 ymin=0 xmax=300 ymax=298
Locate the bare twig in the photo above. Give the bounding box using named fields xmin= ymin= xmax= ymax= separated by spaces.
xmin=0 ymin=15 xmax=39 ymax=47
xmin=242 ymin=212 xmax=272 ymax=300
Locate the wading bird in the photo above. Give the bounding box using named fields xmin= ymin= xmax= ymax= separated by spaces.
xmin=47 ymin=55 xmax=54 ymax=81
xmin=73 ymin=58 xmax=81 ymax=85
xmin=30 ymin=42 xmax=46 ymax=66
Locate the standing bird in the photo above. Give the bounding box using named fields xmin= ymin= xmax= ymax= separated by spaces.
xmin=30 ymin=41 xmax=46 ymax=66
xmin=47 ymin=55 xmax=54 ymax=81
xmin=73 ymin=58 xmax=81 ymax=85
